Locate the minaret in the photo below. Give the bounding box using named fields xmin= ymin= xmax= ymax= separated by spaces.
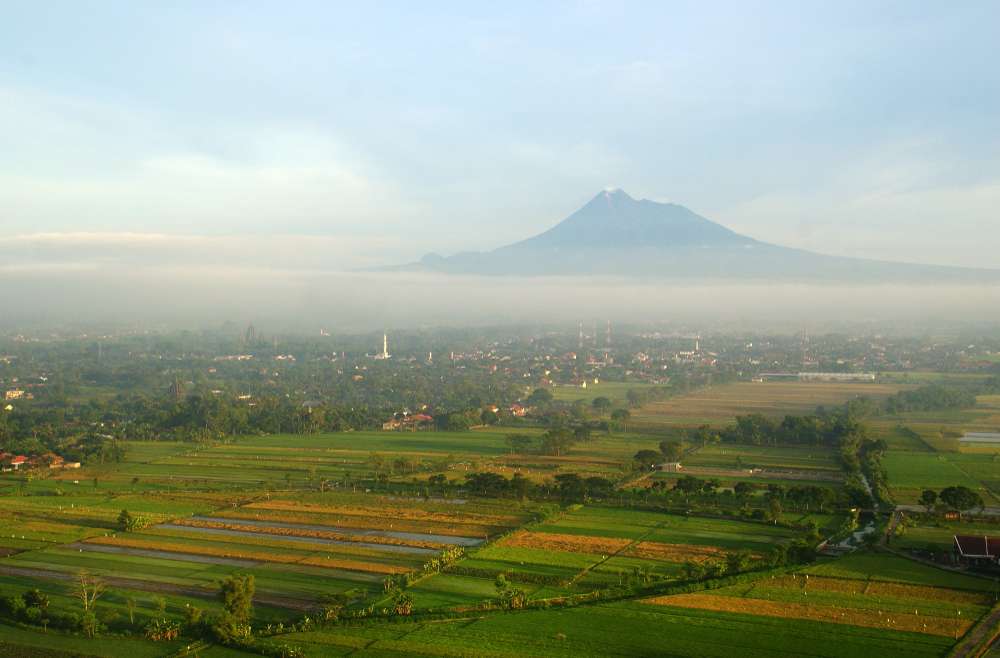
xmin=695 ymin=336 xmax=700 ymax=352
xmin=606 ymin=320 xmax=612 ymax=347
xmin=578 ymin=323 xmax=584 ymax=351
xmin=382 ymin=333 xmax=389 ymax=358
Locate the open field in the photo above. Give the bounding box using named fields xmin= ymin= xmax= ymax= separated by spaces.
xmin=550 ymin=382 xmax=657 ymax=407
xmin=893 ymin=517 xmax=1000 ymax=554
xmin=632 ymin=381 xmax=905 ymax=430
xmin=0 ymin=490 xmax=536 ymax=624
xmin=0 ymin=375 xmax=996 ymax=656
xmin=12 ymin=432 xmax=669 ymax=493
xmin=803 ymin=552 xmax=997 ymax=592
xmin=410 ymin=506 xmax=802 ymax=607
xmin=882 ymin=452 xmax=1000 ymax=504
xmin=280 ymin=597 xmax=959 ymax=658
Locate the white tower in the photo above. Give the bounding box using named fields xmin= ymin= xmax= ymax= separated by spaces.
xmin=383 ymin=333 xmax=390 ymax=358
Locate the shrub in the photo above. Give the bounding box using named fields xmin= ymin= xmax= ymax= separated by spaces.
xmin=144 ymin=618 xmax=181 ymax=641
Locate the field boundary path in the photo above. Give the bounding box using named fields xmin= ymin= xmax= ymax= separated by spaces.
xmin=949 ymin=601 xmax=1000 ymax=658
xmin=565 ymin=520 xmax=666 ymax=587
xmin=0 ymin=564 xmax=316 ymax=611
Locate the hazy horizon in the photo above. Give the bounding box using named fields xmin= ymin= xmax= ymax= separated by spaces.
xmin=2 ymin=267 xmax=1000 ymax=334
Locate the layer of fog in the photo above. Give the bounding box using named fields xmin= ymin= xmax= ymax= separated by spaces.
xmin=2 ymin=265 xmax=1000 ymax=334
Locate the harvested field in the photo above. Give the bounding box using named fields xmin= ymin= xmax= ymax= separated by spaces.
xmin=633 ymin=381 xmax=904 ymax=428
xmin=645 ymin=591 xmax=971 ymax=637
xmin=768 ymin=574 xmax=990 ymax=606
xmin=175 ymin=517 xmax=454 ymax=549
xmin=83 ymin=535 xmax=410 ymax=574
xmin=626 ymin=541 xmax=726 ymax=563
xmin=500 ymin=531 xmax=630 ymax=555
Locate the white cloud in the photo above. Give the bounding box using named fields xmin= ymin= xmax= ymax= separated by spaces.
xmin=719 ymin=139 xmax=1000 ymax=269
xmin=0 ymin=85 xmax=420 ymax=237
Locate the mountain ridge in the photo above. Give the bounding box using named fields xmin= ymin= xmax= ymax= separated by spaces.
xmin=388 ymin=190 xmax=999 ymax=282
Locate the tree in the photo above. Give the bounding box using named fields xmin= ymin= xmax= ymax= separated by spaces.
xmin=480 ymin=409 xmax=499 ymax=425
xmin=591 ymin=397 xmax=612 ymax=415
xmin=118 ymin=508 xmax=134 ymax=532
xmin=540 ymin=428 xmax=574 ymax=456
xmin=24 ymin=588 xmax=49 ymax=610
xmin=554 ymin=473 xmax=586 ymax=502
xmin=527 ymin=388 xmax=553 ymax=406
xmin=919 ymin=489 xmax=938 ymax=513
xmin=505 ymin=434 xmax=534 ymax=455
xmin=939 ymin=486 xmax=983 ymax=516
xmin=634 ymin=449 xmax=661 ymax=470
xmin=392 ymin=592 xmax=413 ymax=616
xmin=626 ymin=389 xmax=647 ymax=408
xmin=725 ymin=550 xmax=753 ymax=575
xmin=219 ymin=573 xmax=255 ymax=622
xmin=767 ymin=495 xmax=783 ymax=523
xmin=733 ymin=481 xmax=755 ymax=501
xmin=610 ymin=408 xmax=631 ymax=432
xmin=126 ymin=596 xmax=137 ymax=625
xmin=687 ymin=424 xmax=718 ymax=447
xmin=494 ymin=573 xmax=527 ymax=609
xmin=72 ymin=570 xmax=106 ymax=614
xmin=673 ymin=475 xmax=703 ymax=496
xmin=658 ymin=440 xmax=684 ymax=462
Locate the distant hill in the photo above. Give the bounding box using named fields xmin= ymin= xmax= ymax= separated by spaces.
xmin=391 ymin=189 xmax=999 ymax=281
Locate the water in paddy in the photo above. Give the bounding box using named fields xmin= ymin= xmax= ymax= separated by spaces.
xmin=960 ymin=432 xmax=1000 ymax=444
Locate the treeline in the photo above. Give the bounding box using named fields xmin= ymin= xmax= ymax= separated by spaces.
xmin=836 ymin=378 xmax=1000 ymax=418
xmin=883 ymin=384 xmax=978 ymax=414
xmin=462 ymin=471 xmax=615 ymax=503
xmin=721 ymin=412 xmax=866 ymax=449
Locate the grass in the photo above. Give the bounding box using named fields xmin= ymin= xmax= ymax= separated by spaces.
xmin=804 ymin=552 xmax=997 ymax=592
xmin=550 ymin=382 xmax=657 ymax=407
xmin=282 ymin=599 xmax=956 ymax=658
xmin=882 ymin=452 xmax=999 ymax=503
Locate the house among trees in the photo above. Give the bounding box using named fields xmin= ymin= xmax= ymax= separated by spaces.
xmin=0 ymin=454 xmax=28 ymax=471
xmin=953 ymin=535 xmax=1000 ymax=568
xmin=508 ymin=404 xmax=528 ymax=417
xmin=382 ymin=413 xmax=433 ymax=431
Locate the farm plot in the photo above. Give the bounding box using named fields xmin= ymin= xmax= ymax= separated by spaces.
xmin=0 ymin=492 xmax=227 ymax=554
xmin=282 ymin=597 xmax=955 ymax=658
xmin=882 ymin=452 xmax=999 ymax=504
xmin=644 ymin=571 xmax=990 ymax=638
xmin=1 ymin=492 xmax=535 ymax=616
xmin=632 ymin=381 xmax=904 ymax=430
xmin=68 ymin=494 xmax=525 ymax=581
xmin=419 ymin=506 xmax=800 ymax=606
xmin=804 ymin=552 xmax=997 ymax=592
xmin=652 ymin=443 xmax=846 ymax=486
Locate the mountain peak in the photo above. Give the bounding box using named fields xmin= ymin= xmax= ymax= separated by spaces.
xmin=505 ymin=191 xmax=754 ymax=251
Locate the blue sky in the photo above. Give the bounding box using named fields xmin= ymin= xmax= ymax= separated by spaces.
xmin=2 ymin=1 xmax=998 ymax=269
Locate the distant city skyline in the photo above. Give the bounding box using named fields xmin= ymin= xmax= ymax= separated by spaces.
xmin=2 ymin=1 xmax=999 ymax=269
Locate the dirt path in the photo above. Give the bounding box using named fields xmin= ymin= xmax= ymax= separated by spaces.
xmin=567 ymin=521 xmax=665 ymax=587
xmin=951 ymin=603 xmax=1000 ymax=658
xmin=0 ymin=564 xmax=316 ymax=611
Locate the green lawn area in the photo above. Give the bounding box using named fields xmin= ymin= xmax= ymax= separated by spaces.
xmin=550 ymin=382 xmax=656 ymax=407
xmin=282 ymin=599 xmax=955 ymax=658
xmin=883 ymin=452 xmax=999 ymax=503
xmin=804 ymin=552 xmax=996 ymax=592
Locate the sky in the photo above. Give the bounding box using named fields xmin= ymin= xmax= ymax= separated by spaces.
xmin=2 ymin=1 xmax=999 ymax=271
